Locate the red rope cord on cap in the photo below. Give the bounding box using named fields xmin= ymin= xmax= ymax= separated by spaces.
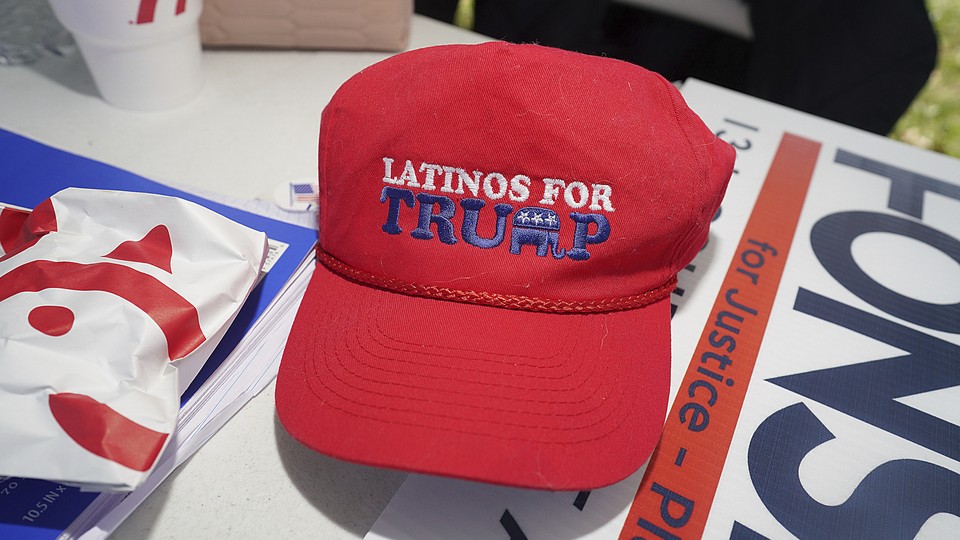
xmin=317 ymin=250 xmax=677 ymax=314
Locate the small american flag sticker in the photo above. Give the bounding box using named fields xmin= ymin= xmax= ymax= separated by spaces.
xmin=289 ymin=182 xmax=318 ymax=205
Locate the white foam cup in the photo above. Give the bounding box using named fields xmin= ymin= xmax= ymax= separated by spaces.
xmin=49 ymin=0 xmax=203 ymax=110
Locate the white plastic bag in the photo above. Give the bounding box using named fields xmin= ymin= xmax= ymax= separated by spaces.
xmin=0 ymin=188 xmax=267 ymax=491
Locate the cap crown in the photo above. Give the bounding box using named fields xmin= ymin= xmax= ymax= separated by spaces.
xmin=318 ymin=42 xmax=734 ymax=308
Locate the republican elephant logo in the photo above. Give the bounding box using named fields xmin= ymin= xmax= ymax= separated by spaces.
xmin=510 ymin=207 xmax=566 ymax=259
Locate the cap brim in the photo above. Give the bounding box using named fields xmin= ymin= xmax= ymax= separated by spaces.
xmin=276 ymin=261 xmax=671 ymax=490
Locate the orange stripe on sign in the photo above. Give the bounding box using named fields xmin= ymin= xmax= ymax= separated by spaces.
xmin=620 ymin=133 xmax=821 ymax=540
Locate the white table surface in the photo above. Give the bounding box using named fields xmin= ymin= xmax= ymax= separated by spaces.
xmin=0 ymin=14 xmax=486 ymax=539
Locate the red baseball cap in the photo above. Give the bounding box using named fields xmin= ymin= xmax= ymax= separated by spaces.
xmin=276 ymin=42 xmax=734 ymax=490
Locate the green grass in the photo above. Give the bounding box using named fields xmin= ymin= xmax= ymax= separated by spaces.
xmin=890 ymin=0 xmax=960 ymax=157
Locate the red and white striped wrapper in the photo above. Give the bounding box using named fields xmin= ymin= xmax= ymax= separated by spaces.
xmin=0 ymin=188 xmax=268 ymax=491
